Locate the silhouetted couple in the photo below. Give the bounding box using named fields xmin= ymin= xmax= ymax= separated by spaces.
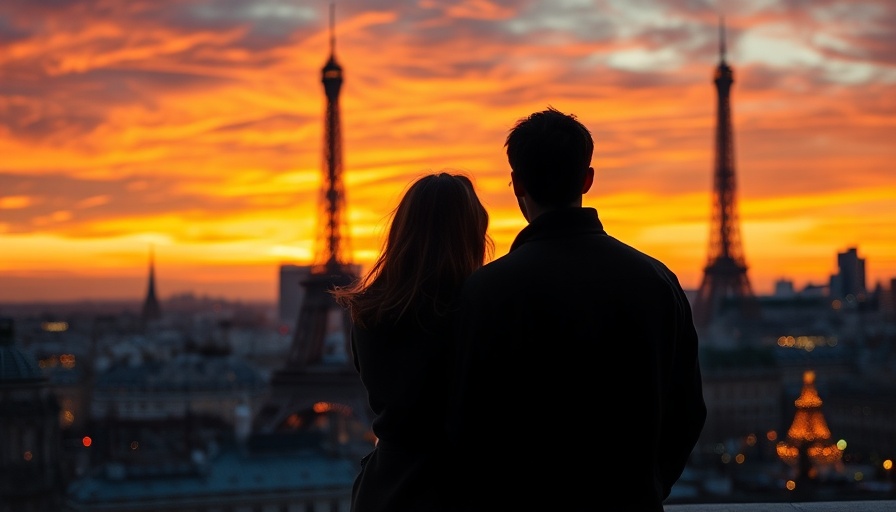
xmin=332 ymin=107 xmax=707 ymax=512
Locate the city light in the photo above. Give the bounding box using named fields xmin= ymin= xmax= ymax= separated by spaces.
xmin=41 ymin=321 xmax=69 ymax=332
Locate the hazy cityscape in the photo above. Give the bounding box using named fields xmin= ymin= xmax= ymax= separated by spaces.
xmin=1 ymin=244 xmax=896 ymax=511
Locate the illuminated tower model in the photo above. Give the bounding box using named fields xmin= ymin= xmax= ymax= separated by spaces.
xmin=254 ymin=6 xmax=369 ymax=441
xmin=776 ymin=370 xmax=842 ymax=484
xmin=693 ymin=19 xmax=757 ymax=328
xmin=140 ymin=246 xmax=162 ymax=325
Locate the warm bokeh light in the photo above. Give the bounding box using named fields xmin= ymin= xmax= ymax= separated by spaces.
xmin=313 ymin=402 xmax=332 ymax=414
xmin=1 ymin=2 xmax=894 ymax=302
xmin=285 ymin=414 xmax=302 ymax=429
xmin=60 ymin=354 xmax=76 ymax=369
xmin=82 ymin=436 xmax=92 ymax=448
xmin=41 ymin=322 xmax=69 ymax=332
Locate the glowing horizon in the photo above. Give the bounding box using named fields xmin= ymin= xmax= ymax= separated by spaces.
xmin=1 ymin=1 xmax=894 ymax=303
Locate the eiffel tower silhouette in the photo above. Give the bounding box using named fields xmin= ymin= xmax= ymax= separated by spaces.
xmin=692 ymin=18 xmax=760 ymax=330
xmin=253 ymin=5 xmax=370 ymax=442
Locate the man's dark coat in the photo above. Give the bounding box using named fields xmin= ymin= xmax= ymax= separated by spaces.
xmin=448 ymin=207 xmax=707 ymax=512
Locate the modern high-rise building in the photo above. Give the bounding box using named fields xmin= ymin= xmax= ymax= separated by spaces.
xmin=829 ymin=246 xmax=866 ymax=300
xmin=277 ymin=263 xmax=312 ymax=329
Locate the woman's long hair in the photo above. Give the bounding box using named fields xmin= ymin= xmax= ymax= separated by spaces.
xmin=331 ymin=172 xmax=493 ymax=329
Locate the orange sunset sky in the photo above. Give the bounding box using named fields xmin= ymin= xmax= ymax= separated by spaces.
xmin=1 ymin=0 xmax=894 ymax=303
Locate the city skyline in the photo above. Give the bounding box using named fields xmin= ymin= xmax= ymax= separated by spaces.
xmin=1 ymin=1 xmax=895 ymax=303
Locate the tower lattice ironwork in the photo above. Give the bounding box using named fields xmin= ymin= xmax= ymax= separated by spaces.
xmin=693 ymin=19 xmax=758 ymax=328
xmin=254 ymin=6 xmax=369 ymax=438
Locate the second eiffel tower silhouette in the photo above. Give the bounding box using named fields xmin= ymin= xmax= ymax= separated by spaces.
xmin=253 ymin=6 xmax=371 ymax=444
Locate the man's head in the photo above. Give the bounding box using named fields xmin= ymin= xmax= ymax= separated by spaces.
xmin=505 ymin=107 xmax=594 ymax=211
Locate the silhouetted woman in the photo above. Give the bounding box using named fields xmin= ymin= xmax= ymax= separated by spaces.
xmin=331 ymin=171 xmax=493 ymax=512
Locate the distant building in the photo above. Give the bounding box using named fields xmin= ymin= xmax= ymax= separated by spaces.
xmin=90 ymin=353 xmax=267 ymax=427
xmin=0 ymin=317 xmax=64 ymax=512
xmin=774 ymin=279 xmax=796 ymax=298
xmin=64 ymin=437 xmax=356 ymax=512
xmin=886 ymin=278 xmax=896 ymax=322
xmin=772 ymin=279 xmax=828 ymax=299
xmin=800 ymin=283 xmax=828 ymax=298
xmin=278 ymin=263 xmax=312 ymax=329
xmin=829 ymin=247 xmax=866 ymax=301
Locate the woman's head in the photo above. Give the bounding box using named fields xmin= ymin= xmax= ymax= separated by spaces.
xmin=333 ymin=171 xmax=492 ymax=326
xmin=387 ymin=172 xmax=490 ymax=276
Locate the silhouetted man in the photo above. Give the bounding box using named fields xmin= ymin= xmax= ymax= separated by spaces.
xmin=448 ymin=107 xmax=706 ymax=512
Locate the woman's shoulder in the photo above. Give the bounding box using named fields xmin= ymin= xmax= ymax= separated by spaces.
xmin=356 ymin=306 xmax=455 ymax=339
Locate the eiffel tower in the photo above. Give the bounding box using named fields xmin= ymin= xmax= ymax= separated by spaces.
xmin=692 ymin=18 xmax=759 ymax=329
xmin=253 ymin=5 xmax=370 ymax=442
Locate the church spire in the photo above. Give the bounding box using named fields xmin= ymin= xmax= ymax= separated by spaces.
xmin=141 ymin=245 xmax=162 ymax=324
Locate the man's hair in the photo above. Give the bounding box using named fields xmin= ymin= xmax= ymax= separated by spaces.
xmin=505 ymin=106 xmax=594 ymax=208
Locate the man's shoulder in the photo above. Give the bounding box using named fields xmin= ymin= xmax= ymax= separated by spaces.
xmin=474 ymin=249 xmax=526 ymax=276
xmin=462 ymin=253 xmax=521 ymax=294
xmin=608 ymin=236 xmax=679 ymax=275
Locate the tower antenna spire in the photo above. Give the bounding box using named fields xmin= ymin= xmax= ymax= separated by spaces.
xmin=329 ymin=2 xmax=336 ymax=56
xmin=719 ymin=16 xmax=726 ymax=62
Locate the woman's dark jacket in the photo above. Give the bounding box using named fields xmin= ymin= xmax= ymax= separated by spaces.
xmin=349 ymin=307 xmax=454 ymax=512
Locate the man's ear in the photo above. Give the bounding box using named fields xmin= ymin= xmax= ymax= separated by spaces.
xmin=582 ymin=167 xmax=594 ymax=194
xmin=510 ymin=172 xmax=526 ymax=198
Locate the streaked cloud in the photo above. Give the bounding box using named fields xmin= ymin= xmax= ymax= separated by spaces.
xmin=0 ymin=0 xmax=894 ymax=301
